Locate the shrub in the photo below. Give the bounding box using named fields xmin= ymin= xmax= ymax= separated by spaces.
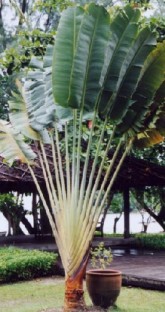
xmin=0 ymin=247 xmax=58 ymax=283
xmin=135 ymin=233 xmax=165 ymax=250
xmin=105 ymin=233 xmax=165 ymax=250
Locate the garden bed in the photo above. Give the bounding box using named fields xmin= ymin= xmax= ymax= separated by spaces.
xmin=0 ymin=247 xmax=58 ymax=283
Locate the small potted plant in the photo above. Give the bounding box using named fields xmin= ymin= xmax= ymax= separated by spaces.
xmin=86 ymin=242 xmax=122 ymax=309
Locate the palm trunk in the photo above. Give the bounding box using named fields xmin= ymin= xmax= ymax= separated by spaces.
xmin=64 ymin=251 xmax=89 ymax=311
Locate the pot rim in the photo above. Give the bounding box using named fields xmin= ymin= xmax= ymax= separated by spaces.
xmin=86 ymin=269 xmax=122 ymax=276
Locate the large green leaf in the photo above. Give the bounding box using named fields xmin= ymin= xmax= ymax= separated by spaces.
xmin=117 ymin=28 xmax=156 ymax=98
xmin=143 ymin=81 xmax=165 ymax=137
xmin=100 ymin=6 xmax=140 ymax=82
xmin=108 ymin=28 xmax=156 ymax=121
xmin=98 ymin=6 xmax=142 ymax=118
xmin=0 ymin=120 xmax=36 ymax=165
xmin=44 ymin=45 xmax=73 ymax=122
xmin=52 ymin=4 xmax=110 ymax=111
xmin=67 ymin=3 xmax=110 ymax=111
xmin=117 ymin=41 xmax=165 ymax=134
xmin=104 ymin=7 xmax=141 ymax=91
xmin=135 ymin=42 xmax=165 ymax=100
xmin=9 ymin=80 xmax=40 ymax=140
xmin=52 ymin=6 xmax=84 ymax=108
xmin=24 ymin=51 xmax=56 ymax=132
xmin=99 ymin=7 xmax=156 ymax=121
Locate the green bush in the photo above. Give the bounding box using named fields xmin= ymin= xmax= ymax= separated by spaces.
xmin=105 ymin=233 xmax=165 ymax=250
xmin=135 ymin=233 xmax=165 ymax=250
xmin=0 ymin=247 xmax=58 ymax=283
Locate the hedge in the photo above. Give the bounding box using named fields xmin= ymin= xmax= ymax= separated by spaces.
xmin=135 ymin=233 xmax=165 ymax=250
xmin=106 ymin=233 xmax=165 ymax=250
xmin=0 ymin=247 xmax=58 ymax=283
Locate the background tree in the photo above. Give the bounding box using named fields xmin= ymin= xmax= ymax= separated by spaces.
xmin=0 ymin=193 xmax=29 ymax=235
xmin=132 ymin=187 xmax=165 ymax=231
xmin=0 ymin=0 xmax=57 ymax=120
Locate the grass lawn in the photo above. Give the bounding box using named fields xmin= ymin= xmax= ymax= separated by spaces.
xmin=0 ymin=276 xmax=164 ymax=312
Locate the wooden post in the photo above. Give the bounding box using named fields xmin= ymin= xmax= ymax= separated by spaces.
xmin=32 ymin=192 xmax=38 ymax=235
xmin=123 ymin=188 xmax=130 ymax=238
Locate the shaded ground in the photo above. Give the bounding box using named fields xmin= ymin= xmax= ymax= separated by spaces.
xmin=110 ymin=248 xmax=165 ymax=290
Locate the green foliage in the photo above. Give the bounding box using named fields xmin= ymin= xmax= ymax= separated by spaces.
xmin=132 ymin=187 xmax=161 ymax=212
xmin=105 ymin=233 xmax=165 ymax=250
xmin=110 ymin=191 xmax=137 ymax=213
xmin=0 ymin=29 xmax=55 ymax=75
xmin=59 ymin=119 xmax=117 ymax=165
xmin=135 ymin=233 xmax=165 ymax=250
xmin=150 ymin=16 xmax=165 ymax=42
xmin=132 ymin=141 xmax=165 ymax=165
xmin=90 ymin=242 xmax=113 ymax=269
xmin=34 ymin=0 xmax=73 ymax=12
xmin=0 ymin=193 xmax=24 ymax=214
xmin=51 ymin=3 xmax=165 ymax=140
xmin=104 ymin=233 xmax=124 ymax=238
xmin=0 ymin=193 xmax=27 ymax=234
xmin=109 ymin=192 xmax=123 ymax=213
xmin=0 ymin=75 xmax=16 ymax=120
xmin=34 ymin=0 xmax=114 ymax=12
xmin=0 ymin=247 xmax=58 ymax=283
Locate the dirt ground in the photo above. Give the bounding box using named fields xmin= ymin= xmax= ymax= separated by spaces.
xmin=39 ymin=277 xmax=107 ymax=312
xmin=40 ymin=308 xmax=106 ymax=312
xmin=39 ymin=278 xmax=107 ymax=311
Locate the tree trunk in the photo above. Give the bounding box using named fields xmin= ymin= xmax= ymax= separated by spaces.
xmin=21 ymin=215 xmax=34 ymax=234
xmin=139 ymin=200 xmax=165 ymax=231
xmin=7 ymin=215 xmax=12 ymax=236
xmin=64 ymin=252 xmax=89 ymax=311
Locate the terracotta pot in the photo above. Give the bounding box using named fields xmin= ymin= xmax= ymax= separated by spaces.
xmin=86 ymin=269 xmax=122 ymax=309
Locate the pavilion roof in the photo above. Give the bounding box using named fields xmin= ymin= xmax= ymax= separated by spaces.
xmin=0 ymin=145 xmax=165 ymax=193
